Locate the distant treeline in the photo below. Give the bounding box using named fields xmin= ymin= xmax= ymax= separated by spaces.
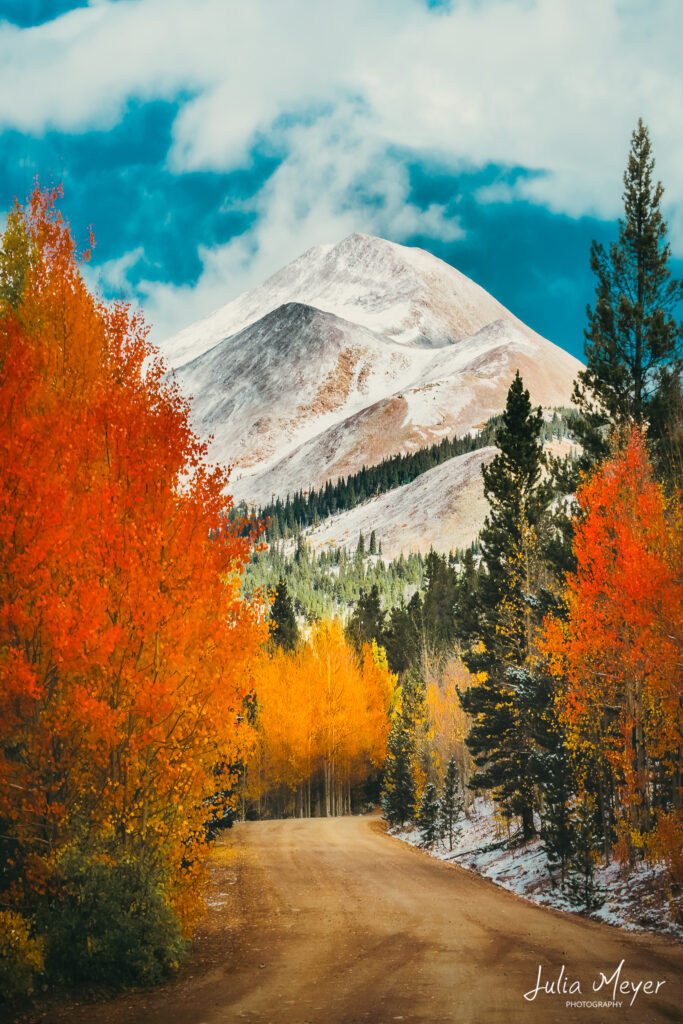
xmin=230 ymin=408 xmax=578 ymax=542
xmin=243 ymin=537 xmax=429 ymax=622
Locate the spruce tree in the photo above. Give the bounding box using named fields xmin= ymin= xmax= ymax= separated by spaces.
xmin=381 ymin=713 xmax=416 ymax=827
xmin=564 ymin=794 xmax=606 ymax=913
xmin=346 ymin=583 xmax=386 ymax=655
xmin=439 ymin=757 xmax=462 ymax=850
xmin=573 ymin=119 xmax=683 ymax=473
xmin=459 ymin=372 xmax=553 ymax=840
xmin=417 ymin=782 xmax=440 ymax=847
xmin=421 ymin=550 xmax=458 ymax=658
xmin=269 ymin=577 xmax=300 ymax=652
xmin=453 ymin=549 xmax=480 ymax=652
xmin=381 ymin=672 xmax=427 ymax=827
xmin=526 ymin=672 xmax=574 ymax=884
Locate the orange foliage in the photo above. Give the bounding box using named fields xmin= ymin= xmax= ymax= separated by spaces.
xmin=244 ymin=620 xmax=395 ymax=816
xmin=426 ymin=659 xmax=473 ymax=785
xmin=542 ymin=428 xmax=682 ymax=862
xmin=0 ymin=188 xmax=264 ymax=928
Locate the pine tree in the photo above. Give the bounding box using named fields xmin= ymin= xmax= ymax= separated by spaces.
xmin=564 ymin=794 xmax=606 ymax=913
xmin=269 ymin=578 xmax=300 ymax=652
xmin=346 ymin=583 xmax=385 ymax=655
xmin=573 ymin=119 xmax=683 ymax=473
xmin=459 ymin=372 xmax=553 ymax=840
xmin=381 ymin=672 xmax=428 ymax=827
xmin=453 ymin=549 xmax=480 ymax=652
xmin=417 ymin=782 xmax=440 ymax=847
xmin=421 ymin=550 xmax=458 ymax=657
xmin=527 ymin=674 xmax=574 ymax=884
xmin=369 ymin=530 xmax=377 ymax=555
xmin=439 ymin=757 xmax=462 ymax=850
xmin=381 ymin=711 xmax=416 ymax=827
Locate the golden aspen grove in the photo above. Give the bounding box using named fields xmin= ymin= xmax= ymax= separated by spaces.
xmin=242 ymin=621 xmax=396 ymax=818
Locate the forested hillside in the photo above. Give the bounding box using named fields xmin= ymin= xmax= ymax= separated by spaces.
xmin=235 ymin=408 xmax=577 ymax=542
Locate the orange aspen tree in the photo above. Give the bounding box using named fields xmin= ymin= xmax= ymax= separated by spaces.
xmin=543 ymin=429 xmax=682 ymax=869
xmin=0 ymin=188 xmax=265 ymax=936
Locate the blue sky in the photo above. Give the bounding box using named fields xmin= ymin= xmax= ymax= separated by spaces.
xmin=1 ymin=0 xmax=682 ymax=360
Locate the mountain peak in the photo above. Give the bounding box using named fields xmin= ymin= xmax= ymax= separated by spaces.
xmin=164 ymin=233 xmax=582 ymax=512
xmin=161 ymin=232 xmax=534 ymax=369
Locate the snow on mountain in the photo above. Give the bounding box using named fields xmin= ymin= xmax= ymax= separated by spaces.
xmin=222 ymin=315 xmax=579 ymax=505
xmin=299 ymin=437 xmax=576 ymax=560
xmin=162 ymin=233 xmax=583 ymax=510
xmin=303 ymin=447 xmax=497 ymax=560
xmin=175 ymin=301 xmax=426 ymax=473
xmin=161 ymin=232 xmax=548 ymax=370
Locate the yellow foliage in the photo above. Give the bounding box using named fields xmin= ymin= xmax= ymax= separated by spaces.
xmin=0 ymin=909 xmax=44 ymax=1000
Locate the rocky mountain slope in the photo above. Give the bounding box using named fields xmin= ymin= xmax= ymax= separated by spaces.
xmin=161 ymin=234 xmax=582 ymax=511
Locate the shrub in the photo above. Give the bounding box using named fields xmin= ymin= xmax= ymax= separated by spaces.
xmin=42 ymin=848 xmax=188 ymax=988
xmin=0 ymin=909 xmax=44 ymax=1001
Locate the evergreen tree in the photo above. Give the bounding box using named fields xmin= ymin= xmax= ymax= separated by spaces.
xmin=439 ymin=757 xmax=462 ymax=850
xmin=453 ymin=549 xmax=480 ymax=652
xmin=417 ymin=782 xmax=440 ymax=847
xmin=346 ymin=583 xmax=386 ymax=655
xmin=564 ymin=794 xmax=606 ymax=914
xmin=573 ymin=119 xmax=683 ymax=474
xmin=369 ymin=529 xmax=377 ymax=555
xmin=421 ymin=550 xmax=458 ymax=658
xmin=268 ymin=578 xmax=300 ymax=652
xmin=459 ymin=372 xmax=553 ymax=840
xmin=381 ymin=672 xmax=428 ymax=827
xmin=381 ymin=711 xmax=416 ymax=827
xmin=526 ymin=672 xmax=574 ymax=884
xmin=383 ymin=598 xmax=421 ymax=675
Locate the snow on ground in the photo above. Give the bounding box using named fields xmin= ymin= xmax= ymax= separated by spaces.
xmin=393 ymin=798 xmax=682 ymax=941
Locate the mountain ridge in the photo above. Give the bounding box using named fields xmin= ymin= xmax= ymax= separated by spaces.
xmin=162 ymin=233 xmax=583 ymax=513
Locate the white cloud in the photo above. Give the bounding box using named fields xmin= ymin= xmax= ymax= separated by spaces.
xmin=84 ymin=244 xmax=146 ymax=295
xmin=5 ymin=0 xmax=682 ymax=337
xmin=135 ymin=101 xmax=464 ymax=342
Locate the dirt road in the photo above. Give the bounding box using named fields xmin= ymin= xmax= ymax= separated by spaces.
xmin=29 ymin=815 xmax=682 ymax=1024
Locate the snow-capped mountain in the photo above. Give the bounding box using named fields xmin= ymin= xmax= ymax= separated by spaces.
xmin=161 ymin=234 xmax=582 ymax=507
xmin=162 ymin=232 xmax=539 ymax=369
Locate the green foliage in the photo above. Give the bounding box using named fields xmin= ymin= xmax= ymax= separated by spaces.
xmin=417 ymin=782 xmax=441 ymax=847
xmin=527 ymin=676 xmax=575 ymax=884
xmin=346 ymin=583 xmax=386 ymax=655
xmin=439 ymin=757 xmax=463 ymax=851
xmin=381 ymin=673 xmax=428 ymax=827
xmin=381 ymin=708 xmax=416 ymax=827
xmin=0 ymin=909 xmax=44 ymax=1001
xmin=243 ymin=541 xmax=425 ymax=625
xmin=41 ymin=848 xmax=188 ymax=988
xmin=572 ymin=119 xmax=683 ymax=477
xmin=459 ymin=372 xmax=554 ymax=840
xmin=563 ymin=795 xmax=606 ymax=913
xmin=0 ymin=204 xmax=33 ymax=314
xmin=382 ymin=549 xmax=479 ymax=675
xmin=268 ymin=577 xmax=300 ymax=651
